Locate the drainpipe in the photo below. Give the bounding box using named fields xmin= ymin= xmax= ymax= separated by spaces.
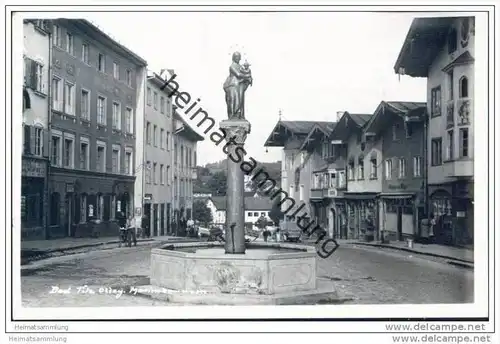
xmin=44 ymin=27 xmax=53 ymax=240
xmin=423 ymin=112 xmax=429 ymax=227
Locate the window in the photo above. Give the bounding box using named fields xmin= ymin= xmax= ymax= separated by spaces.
xmin=398 ymin=158 xmax=406 ymax=178
xmin=153 ymin=163 xmax=157 ymax=184
xmin=81 ymin=89 xmax=90 ymax=120
xmin=97 ymin=96 xmax=106 ymax=124
xmin=64 ymin=82 xmax=75 ymax=115
xmin=51 ymin=136 xmax=61 ymax=166
xmin=261 ymin=212 xmax=266 ymax=217
xmin=160 ymin=129 xmax=165 ymax=149
xmin=126 ymin=69 xmax=132 ymax=87
xmin=358 ymin=157 xmax=364 ymax=179
xmin=113 ymin=62 xmax=119 ymax=79
xmin=194 ymin=150 xmax=197 ymax=167
xmin=253 ymin=212 xmax=259 ymax=217
xmin=63 ymin=137 xmax=74 ymax=168
xmin=459 ymin=76 xmax=469 ymax=98
xmin=337 ymin=170 xmax=346 ymax=188
xmin=166 ymin=165 xmax=171 ymax=185
xmin=112 ymin=102 xmax=121 ymax=129
xmin=80 ymin=140 xmax=89 ymax=170
xmin=160 ymin=164 xmax=165 ymax=184
xmin=146 ymin=161 xmax=151 ymax=183
xmin=370 ymin=157 xmax=377 ymax=179
xmin=448 ymin=70 xmax=454 ymax=100
xmin=66 ymin=32 xmax=73 ymax=55
xmin=153 ymin=92 xmax=158 ymax=110
xmin=299 ymin=185 xmax=304 ymax=201
xmin=459 ymin=128 xmax=469 ymax=158
xmin=81 ymin=43 xmax=89 ymax=64
xmin=153 ymin=125 xmax=158 ymax=147
xmin=53 ymin=24 xmax=61 ymax=47
xmin=392 ymin=124 xmax=398 ymax=141
xmin=160 ymin=96 xmax=165 ymax=114
xmin=413 ymin=156 xmax=422 ymax=177
xmin=96 ymin=144 xmax=106 ymax=172
xmin=248 ymin=212 xmax=252 ymax=217
xmin=146 ymin=122 xmax=151 ymax=144
xmin=431 ymin=86 xmax=442 ymax=117
xmin=446 ymin=130 xmax=454 ymax=161
xmin=125 ymin=150 xmax=132 ymax=175
xmin=33 ymin=127 xmax=43 ymax=156
xmin=125 ymin=107 xmax=133 ymax=133
xmin=98 ymin=53 xmax=105 ymax=72
xmin=405 ymin=123 xmax=413 ymax=138
xmin=24 ymin=58 xmax=45 ymax=93
xmin=166 ymin=132 xmax=170 ymax=150
xmin=385 ymin=159 xmax=393 ymax=180
xmin=112 ymin=147 xmax=120 ymax=173
xmin=348 ymin=160 xmax=355 ymax=180
xmin=431 ymin=138 xmax=443 ymax=166
xmin=52 ymin=76 xmax=63 ymax=111
xmin=147 ymin=87 xmax=152 ymax=106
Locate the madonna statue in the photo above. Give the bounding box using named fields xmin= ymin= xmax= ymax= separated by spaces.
xmin=223 ymin=52 xmax=253 ymax=120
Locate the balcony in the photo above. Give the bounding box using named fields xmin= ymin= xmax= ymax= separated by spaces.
xmin=310 ymin=187 xmax=338 ymax=200
xmin=443 ymin=159 xmax=474 ymax=178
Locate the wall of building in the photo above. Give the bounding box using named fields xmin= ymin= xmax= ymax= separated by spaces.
xmin=133 ymin=66 xmax=146 ymax=221
xmin=245 ymin=209 xmax=272 ymax=224
xmin=427 ymin=17 xmax=475 ymax=185
xmin=381 ymin=114 xmax=425 ymax=194
xmin=346 ymin=133 xmax=383 ymax=193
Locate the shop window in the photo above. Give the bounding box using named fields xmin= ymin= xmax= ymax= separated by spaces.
xmin=80 ymin=194 xmax=87 ymax=223
xmin=21 ymin=194 xmax=41 ymax=226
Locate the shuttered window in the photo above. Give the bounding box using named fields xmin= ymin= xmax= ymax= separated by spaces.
xmin=24 ymin=58 xmax=45 ymax=94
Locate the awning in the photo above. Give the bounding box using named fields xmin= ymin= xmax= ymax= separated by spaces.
xmin=343 ymin=192 xmax=379 ymax=200
xmin=380 ymin=193 xmax=416 ymax=199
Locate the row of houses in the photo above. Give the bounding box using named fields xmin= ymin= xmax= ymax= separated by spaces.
xmin=21 ymin=19 xmax=202 ymax=240
xmin=264 ymin=16 xmax=474 ymax=246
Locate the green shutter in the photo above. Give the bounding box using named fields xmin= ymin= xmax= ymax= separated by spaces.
xmin=23 ymin=125 xmax=31 ymax=155
xmin=24 ymin=58 xmax=32 ymax=87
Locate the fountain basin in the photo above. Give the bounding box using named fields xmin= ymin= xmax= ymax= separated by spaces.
xmin=150 ymin=242 xmax=317 ymax=295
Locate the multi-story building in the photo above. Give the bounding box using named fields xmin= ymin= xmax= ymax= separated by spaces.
xmin=364 ymin=101 xmax=427 ymax=241
xmin=330 ymin=111 xmax=380 ymax=240
xmin=48 ymin=19 xmax=147 ymax=238
xmin=264 ymin=120 xmax=334 ymax=231
xmin=21 ymin=19 xmax=51 ymax=240
xmin=394 ymin=16 xmax=475 ymax=245
xmin=143 ymin=72 xmax=175 ymax=236
xmin=300 ymin=121 xmax=340 ymax=238
xmin=172 ymin=108 xmax=203 ymax=233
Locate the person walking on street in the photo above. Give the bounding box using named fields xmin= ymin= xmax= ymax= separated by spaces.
xmin=141 ymin=214 xmax=150 ymax=238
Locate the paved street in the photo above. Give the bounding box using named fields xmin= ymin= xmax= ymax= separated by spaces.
xmin=21 ymin=243 xmax=473 ymax=307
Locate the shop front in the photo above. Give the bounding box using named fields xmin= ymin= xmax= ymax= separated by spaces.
xmin=49 ymin=169 xmax=135 ymax=238
xmin=332 ymin=199 xmax=348 ymax=239
xmin=381 ymin=193 xmax=421 ymax=242
xmin=344 ymin=193 xmax=379 ymax=241
xmin=21 ymin=157 xmax=48 ymax=240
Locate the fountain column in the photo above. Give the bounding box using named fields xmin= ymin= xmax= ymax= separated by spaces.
xmin=220 ymin=119 xmax=251 ymax=254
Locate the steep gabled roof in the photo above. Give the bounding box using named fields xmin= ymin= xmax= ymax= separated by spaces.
xmin=330 ymin=112 xmax=372 ymax=142
xmin=300 ymin=122 xmax=337 ymax=150
xmin=264 ymin=120 xmax=332 ymax=147
xmin=209 ymin=196 xmax=227 ymax=211
xmin=364 ymin=101 xmax=427 ymax=134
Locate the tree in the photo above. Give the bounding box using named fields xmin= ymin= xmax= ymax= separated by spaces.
xmin=193 ymin=200 xmax=213 ymax=226
xmin=269 ymin=195 xmax=285 ymax=225
xmin=206 ymin=171 xmax=227 ymax=196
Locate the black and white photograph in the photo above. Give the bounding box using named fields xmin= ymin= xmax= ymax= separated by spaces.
xmin=3 ymin=2 xmax=496 ymax=342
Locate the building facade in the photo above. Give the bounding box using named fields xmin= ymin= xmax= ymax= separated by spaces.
xmin=143 ymin=72 xmax=174 ymax=236
xmin=172 ymin=109 xmax=203 ymax=233
xmin=48 ymin=19 xmax=147 ymax=238
xmin=395 ymin=16 xmax=475 ymax=246
xmin=365 ymin=101 xmax=427 ymax=241
xmin=21 ymin=20 xmax=51 ymax=240
xmin=264 ymin=121 xmax=333 ymax=230
xmin=331 ymin=112 xmax=380 ymax=240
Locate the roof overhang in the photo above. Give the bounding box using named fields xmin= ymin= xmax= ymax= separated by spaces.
xmin=330 ymin=111 xmax=359 ymax=142
xmin=300 ymin=124 xmax=331 ymax=150
xmin=174 ymin=111 xmax=204 ymax=142
xmin=394 ymin=17 xmax=455 ymax=78
xmin=264 ymin=121 xmax=292 ymax=147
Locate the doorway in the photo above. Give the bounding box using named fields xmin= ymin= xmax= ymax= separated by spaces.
xmin=144 ymin=203 xmax=151 ymax=237
xmin=160 ymin=204 xmax=165 ymax=235
xmin=65 ymin=194 xmax=73 ymax=237
xmin=397 ymin=207 xmax=403 ymax=241
xmin=153 ymin=204 xmax=159 ymax=236
xmin=166 ymin=203 xmax=171 ymax=234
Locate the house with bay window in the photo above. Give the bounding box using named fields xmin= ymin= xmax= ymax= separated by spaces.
xmin=394 ymin=16 xmax=474 ymax=246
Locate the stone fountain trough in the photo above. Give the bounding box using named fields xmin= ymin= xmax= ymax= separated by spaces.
xmin=134 ymin=241 xmax=340 ymax=305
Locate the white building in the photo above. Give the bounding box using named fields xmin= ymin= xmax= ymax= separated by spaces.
xmin=206 ymin=196 xmax=273 ymax=226
xmin=394 ymin=16 xmax=475 ymax=246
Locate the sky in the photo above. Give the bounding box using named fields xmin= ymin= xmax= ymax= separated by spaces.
xmin=84 ymin=11 xmax=427 ymax=166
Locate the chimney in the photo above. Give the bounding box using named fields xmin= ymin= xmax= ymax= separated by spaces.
xmin=336 ymin=111 xmax=345 ymax=122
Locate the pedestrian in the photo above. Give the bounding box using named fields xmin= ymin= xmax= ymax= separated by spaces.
xmin=127 ymin=214 xmax=137 ymax=246
xmin=141 ymin=214 xmax=150 ymax=238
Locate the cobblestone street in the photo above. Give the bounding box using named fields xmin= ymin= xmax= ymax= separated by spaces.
xmin=20 ymin=242 xmax=473 ymax=307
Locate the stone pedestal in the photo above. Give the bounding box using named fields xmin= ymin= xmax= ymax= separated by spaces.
xmin=219 ymin=119 xmax=251 ymax=254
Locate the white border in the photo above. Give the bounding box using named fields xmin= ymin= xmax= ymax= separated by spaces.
xmin=3 ymin=3 xmax=496 ymax=334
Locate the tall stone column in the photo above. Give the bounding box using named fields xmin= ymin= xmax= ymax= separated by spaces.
xmin=220 ymin=119 xmax=251 ymax=254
